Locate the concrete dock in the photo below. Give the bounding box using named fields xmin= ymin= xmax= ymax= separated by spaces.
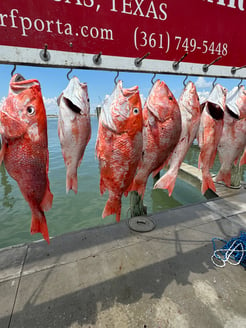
xmin=0 ymin=185 xmax=246 ymax=328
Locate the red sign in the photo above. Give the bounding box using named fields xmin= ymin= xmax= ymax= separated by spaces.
xmin=0 ymin=0 xmax=245 ymax=77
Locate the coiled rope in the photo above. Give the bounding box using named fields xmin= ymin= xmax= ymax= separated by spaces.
xmin=211 ymin=231 xmax=246 ymax=268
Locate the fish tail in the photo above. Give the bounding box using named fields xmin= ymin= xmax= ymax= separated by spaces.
xmin=102 ymin=198 xmax=121 ymax=222
xmin=31 ymin=213 xmax=50 ymax=244
xmin=154 ymin=171 xmax=177 ymax=197
xmin=201 ymin=171 xmax=216 ymax=194
xmin=66 ymin=173 xmax=78 ymax=194
xmin=216 ymin=170 xmax=231 ymax=187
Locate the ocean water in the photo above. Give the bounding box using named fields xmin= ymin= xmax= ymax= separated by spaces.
xmin=0 ymin=117 xmax=244 ymax=249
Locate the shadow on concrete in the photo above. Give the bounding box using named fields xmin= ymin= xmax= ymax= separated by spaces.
xmin=4 ymin=239 xmax=217 ymax=327
xmin=2 ymin=190 xmax=245 ymax=273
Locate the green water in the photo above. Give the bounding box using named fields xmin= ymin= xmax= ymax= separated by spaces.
xmin=0 ymin=117 xmax=243 ymax=249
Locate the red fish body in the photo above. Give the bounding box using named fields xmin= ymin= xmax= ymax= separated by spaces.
xmin=132 ymin=79 xmax=181 ymax=198
xmin=0 ymin=74 xmax=53 ymax=243
xmin=216 ymin=86 xmax=246 ymax=186
xmin=96 ymin=81 xmax=143 ymax=222
xmin=197 ymin=84 xmax=226 ymax=194
xmin=58 ymin=76 xmax=91 ymax=194
xmin=154 ymin=81 xmax=200 ymax=196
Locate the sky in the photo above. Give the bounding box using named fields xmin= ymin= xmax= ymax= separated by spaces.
xmin=0 ymin=64 xmax=243 ymax=115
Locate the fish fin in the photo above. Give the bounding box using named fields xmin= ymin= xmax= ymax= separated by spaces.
xmin=124 ymin=181 xmax=133 ymax=197
xmin=30 ymin=214 xmax=50 ymax=244
xmin=154 ymin=171 xmax=177 ymax=197
xmin=0 ymin=140 xmax=7 ymax=165
xmin=240 ymin=149 xmax=246 ymax=166
xmin=201 ymin=172 xmax=216 ymax=194
xmin=40 ymin=187 xmax=53 ymax=211
xmin=209 ymin=149 xmax=217 ymax=168
xmin=130 ymin=179 xmax=146 ymax=199
xmin=99 ymin=177 xmax=107 ymax=195
xmin=102 ymin=198 xmax=121 ymax=222
xmin=66 ymin=173 xmax=78 ymax=194
xmin=41 ymin=149 xmax=53 ymax=210
xmin=152 ymin=164 xmax=164 ymax=178
xmin=216 ymin=170 xmax=231 ymax=187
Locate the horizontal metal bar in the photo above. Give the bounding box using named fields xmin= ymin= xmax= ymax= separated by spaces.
xmin=0 ymin=46 xmax=246 ymax=79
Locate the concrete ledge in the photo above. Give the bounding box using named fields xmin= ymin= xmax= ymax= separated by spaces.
xmin=0 ymin=188 xmax=246 ymax=327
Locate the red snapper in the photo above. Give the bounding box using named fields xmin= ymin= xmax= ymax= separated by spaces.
xmin=0 ymin=74 xmax=53 ymax=243
xmin=57 ymin=76 xmax=91 ymax=194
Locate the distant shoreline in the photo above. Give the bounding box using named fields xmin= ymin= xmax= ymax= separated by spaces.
xmin=47 ymin=114 xmax=97 ymax=118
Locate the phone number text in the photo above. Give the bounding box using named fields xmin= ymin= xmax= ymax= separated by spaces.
xmin=133 ymin=28 xmax=228 ymax=56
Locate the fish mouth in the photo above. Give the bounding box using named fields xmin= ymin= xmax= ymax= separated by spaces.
xmin=14 ymin=74 xmax=25 ymax=82
xmin=60 ymin=77 xmax=89 ymax=115
xmin=10 ymin=74 xmax=40 ymax=95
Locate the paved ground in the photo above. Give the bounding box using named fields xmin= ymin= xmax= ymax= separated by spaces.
xmin=0 ymin=187 xmax=246 ymax=328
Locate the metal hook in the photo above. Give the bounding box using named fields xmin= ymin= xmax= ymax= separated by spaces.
xmin=40 ymin=43 xmax=50 ymax=62
xmin=173 ymin=52 xmax=188 ymax=70
xmin=238 ymin=78 xmax=243 ymax=88
xmin=212 ymin=77 xmax=217 ymax=88
xmin=151 ymin=73 xmax=156 ymax=85
xmin=11 ymin=64 xmax=16 ymax=77
xmin=134 ymin=52 xmax=150 ymax=67
xmin=67 ymin=68 xmax=73 ymax=81
xmin=183 ymin=75 xmax=188 ymax=87
xmin=93 ymin=52 xmax=102 ymax=65
xmin=203 ymin=56 xmax=222 ymax=72
xmin=231 ymin=64 xmax=246 ymax=74
xmin=114 ymin=71 xmax=119 ymax=85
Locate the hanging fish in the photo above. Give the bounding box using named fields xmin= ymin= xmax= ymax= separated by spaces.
xmin=154 ymin=81 xmax=201 ymax=196
xmin=197 ymin=83 xmax=226 ymax=194
xmin=57 ymin=76 xmax=91 ymax=194
xmin=131 ymin=79 xmax=181 ymax=198
xmin=216 ymin=86 xmax=246 ymax=186
xmin=0 ymin=74 xmax=53 ymax=243
xmin=96 ymin=80 xmax=143 ymax=222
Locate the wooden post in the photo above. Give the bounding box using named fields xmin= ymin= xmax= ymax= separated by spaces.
xmin=129 ymin=191 xmax=147 ymax=217
xmin=153 ymin=172 xmax=160 ymax=184
xmin=96 ymin=105 xmax=101 ymax=120
xmin=230 ymin=156 xmax=243 ymax=188
xmin=129 ymin=172 xmax=161 ymax=218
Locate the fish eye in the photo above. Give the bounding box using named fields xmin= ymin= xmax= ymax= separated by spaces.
xmin=27 ymin=106 xmax=35 ymax=115
xmin=133 ymin=107 xmax=139 ymax=115
xmin=169 ymin=96 xmax=173 ymax=100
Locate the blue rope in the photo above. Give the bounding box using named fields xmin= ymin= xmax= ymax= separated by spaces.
xmin=211 ymin=231 xmax=246 ymax=268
